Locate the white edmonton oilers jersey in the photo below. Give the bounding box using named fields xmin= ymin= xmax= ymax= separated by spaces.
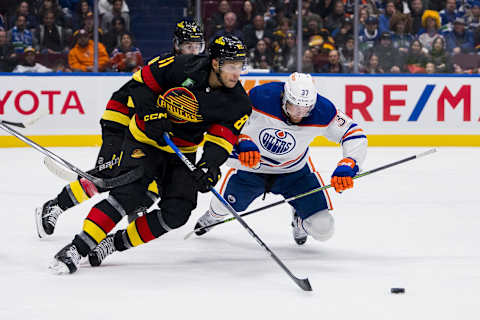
xmin=226 ymin=82 xmax=367 ymax=174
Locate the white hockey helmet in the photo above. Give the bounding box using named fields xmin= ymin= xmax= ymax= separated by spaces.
xmin=282 ymin=72 xmax=317 ymax=118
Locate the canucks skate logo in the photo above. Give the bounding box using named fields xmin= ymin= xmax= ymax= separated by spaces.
xmin=158 ymin=87 xmax=203 ymax=123
xmin=259 ymin=128 xmax=296 ymax=155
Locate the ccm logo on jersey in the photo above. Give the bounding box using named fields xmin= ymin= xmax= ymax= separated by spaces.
xmin=144 ymin=113 xmax=167 ymax=121
xmin=259 ymin=128 xmax=296 ymax=155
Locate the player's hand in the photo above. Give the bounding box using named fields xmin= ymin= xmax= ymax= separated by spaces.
xmin=143 ymin=110 xmax=172 ymax=146
xmin=237 ymin=135 xmax=260 ymax=168
xmin=331 ymin=157 xmax=359 ymax=193
xmin=192 ymin=162 xmax=221 ymax=193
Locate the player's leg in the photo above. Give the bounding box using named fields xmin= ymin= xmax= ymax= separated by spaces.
xmin=35 ymin=124 xmax=125 ymax=238
xmin=272 ymin=161 xmax=333 ymax=245
xmin=49 ymin=134 xmax=162 ymax=274
xmin=195 ymin=169 xmax=265 ymax=235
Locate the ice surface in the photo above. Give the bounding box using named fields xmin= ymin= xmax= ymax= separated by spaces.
xmin=1 ymin=147 xmax=479 ymax=319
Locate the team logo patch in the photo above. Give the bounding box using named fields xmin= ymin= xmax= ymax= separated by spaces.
xmin=131 ymin=149 xmax=146 ymax=158
xmin=335 ymin=114 xmax=346 ymax=127
xmin=157 ymin=87 xmax=203 ymax=124
xmin=259 ymin=128 xmax=296 ymax=155
xmin=227 ymin=194 xmax=236 ymax=203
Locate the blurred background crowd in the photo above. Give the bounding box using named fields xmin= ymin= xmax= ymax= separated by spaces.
xmin=1 ymin=0 xmax=480 ymax=74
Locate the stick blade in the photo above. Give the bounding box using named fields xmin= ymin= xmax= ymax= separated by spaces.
xmin=295 ymin=277 xmax=313 ymax=291
xmin=184 ymin=230 xmax=195 ymax=240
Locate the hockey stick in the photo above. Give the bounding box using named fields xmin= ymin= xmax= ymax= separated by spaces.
xmin=163 ymin=133 xmax=312 ymax=291
xmin=0 ymin=111 xmax=48 ymax=128
xmin=0 ymin=121 xmax=143 ymax=189
xmin=43 ymin=153 xmax=122 ymax=181
xmin=185 ymin=148 xmax=437 ymax=239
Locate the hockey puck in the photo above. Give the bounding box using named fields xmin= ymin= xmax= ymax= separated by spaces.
xmin=390 ymin=288 xmax=405 ymax=294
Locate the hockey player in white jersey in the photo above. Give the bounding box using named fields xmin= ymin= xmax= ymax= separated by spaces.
xmin=194 ymin=72 xmax=368 ymax=245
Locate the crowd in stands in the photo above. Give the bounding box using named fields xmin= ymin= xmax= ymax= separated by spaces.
xmin=3 ymin=0 xmax=480 ymax=74
xmin=0 ymin=0 xmax=142 ymax=73
xmin=200 ymin=0 xmax=480 ymax=74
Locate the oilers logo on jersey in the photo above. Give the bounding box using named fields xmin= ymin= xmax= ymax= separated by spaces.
xmin=259 ymin=128 xmax=296 ymax=155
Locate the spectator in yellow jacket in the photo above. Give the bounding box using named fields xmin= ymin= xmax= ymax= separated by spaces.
xmin=68 ymin=29 xmax=109 ymax=72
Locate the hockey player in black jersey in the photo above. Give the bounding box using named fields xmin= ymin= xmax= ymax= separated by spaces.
xmin=49 ymin=35 xmax=252 ymax=274
xmin=35 ymin=19 xmax=205 ymax=238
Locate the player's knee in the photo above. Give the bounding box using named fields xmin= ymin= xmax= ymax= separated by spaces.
xmin=161 ymin=199 xmax=194 ymax=229
xmin=110 ymin=184 xmax=152 ymax=213
xmin=303 ymin=210 xmax=335 ymax=241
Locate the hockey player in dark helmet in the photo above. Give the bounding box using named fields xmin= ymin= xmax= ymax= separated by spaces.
xmin=173 ymin=19 xmax=205 ymax=55
xmin=49 ymin=35 xmax=252 ymax=274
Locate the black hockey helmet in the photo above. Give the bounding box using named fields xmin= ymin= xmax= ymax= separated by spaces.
xmin=208 ymin=35 xmax=248 ymax=70
xmin=173 ymin=19 xmax=205 ymax=54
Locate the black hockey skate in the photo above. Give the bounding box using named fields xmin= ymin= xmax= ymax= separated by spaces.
xmin=88 ymin=234 xmax=116 ymax=267
xmin=49 ymin=243 xmax=81 ymax=274
xmin=291 ymin=211 xmax=308 ymax=245
xmin=35 ymin=198 xmax=63 ymax=238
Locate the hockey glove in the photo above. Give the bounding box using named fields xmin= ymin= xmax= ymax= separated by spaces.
xmin=143 ymin=110 xmax=172 ymax=146
xmin=237 ymin=135 xmax=260 ymax=168
xmin=331 ymin=157 xmax=359 ymax=193
xmin=192 ymin=162 xmax=221 ymax=193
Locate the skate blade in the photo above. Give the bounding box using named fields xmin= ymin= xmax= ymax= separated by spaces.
xmin=35 ymin=207 xmax=47 ymax=239
xmin=48 ymin=259 xmax=70 ymax=275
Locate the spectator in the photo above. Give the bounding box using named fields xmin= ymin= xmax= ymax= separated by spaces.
xmin=418 ymin=10 xmax=444 ymax=51
xmin=0 ymin=29 xmax=17 ymax=71
xmin=445 ymin=17 xmax=474 ymax=54
xmin=428 ymin=36 xmax=452 ymax=72
xmin=110 ymin=32 xmax=142 ymax=72
xmin=248 ymin=38 xmax=273 ymax=69
xmin=372 ymin=31 xmax=403 ymax=72
xmin=8 ymin=15 xmax=36 ymax=53
xmin=339 ymin=36 xmax=364 ymax=72
xmin=465 ymin=1 xmax=480 ymax=31
xmin=36 ymin=10 xmax=70 ymax=53
xmin=390 ymin=13 xmax=413 ymax=54
xmin=404 ymin=39 xmax=428 ymax=72
xmin=361 ymin=52 xmax=384 ymax=73
xmin=302 ymin=48 xmax=315 ymax=73
xmin=211 ymin=12 xmax=243 ymax=43
xmin=38 ymin=0 xmax=67 ymax=27
xmin=379 ymin=0 xmax=397 ymax=33
xmin=8 ymin=1 xmax=38 ymax=31
xmin=98 ymin=0 xmax=129 ymax=16
xmin=72 ymin=0 xmax=91 ymax=31
xmin=333 ymin=17 xmax=353 ymax=48
xmin=439 ymin=0 xmax=464 ymax=32
xmin=425 ymin=61 xmax=436 ymax=73
xmin=68 ymin=28 xmax=109 ymax=71
xmin=101 ymin=0 xmax=130 ymax=32
xmin=408 ymin=0 xmax=425 ymax=34
xmin=244 ymin=14 xmax=272 ymax=49
xmin=103 ymin=16 xmax=126 ymax=53
xmin=320 ymin=49 xmax=344 ymax=72
xmin=51 ymin=58 xmax=72 ymax=72
xmin=313 ymin=0 xmax=335 ymax=19
xmin=73 ymin=11 xmax=105 ymax=45
xmin=324 ymin=0 xmax=346 ymax=33
xmin=0 ymin=13 xmax=5 ymax=31
xmin=359 ymin=15 xmax=380 ymax=53
xmin=207 ymin=0 xmax=231 ymax=38
xmin=280 ymin=30 xmax=297 ymax=72
xmin=294 ymin=0 xmax=323 ymax=34
xmin=303 ymin=16 xmax=323 ymax=42
xmin=238 ymin=0 xmax=255 ymax=31
xmin=13 ymin=47 xmax=52 ymax=72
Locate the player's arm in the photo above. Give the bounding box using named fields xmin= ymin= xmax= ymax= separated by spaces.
xmin=323 ymin=104 xmax=368 ymax=193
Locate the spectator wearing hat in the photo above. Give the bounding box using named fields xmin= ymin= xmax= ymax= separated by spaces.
xmin=379 ymin=0 xmax=398 ymax=33
xmin=8 ymin=15 xmax=36 ymax=53
xmin=439 ymin=0 xmax=465 ymax=32
xmin=332 ymin=17 xmax=353 ymax=49
xmin=418 ymin=10 xmax=444 ymax=51
xmin=408 ymin=0 xmax=425 ymax=35
xmin=390 ymin=13 xmax=413 ymax=54
xmin=359 ymin=16 xmax=380 ymax=54
xmin=0 ymin=29 xmax=17 ymax=72
xmin=372 ymin=31 xmax=403 ymax=72
xmin=68 ymin=29 xmax=109 ymax=71
xmin=466 ymin=1 xmax=480 ymax=31
xmin=444 ymin=17 xmax=474 ymax=54
xmin=13 ymin=47 xmax=52 ymax=72
xmin=79 ymin=11 xmax=105 ymax=43
xmin=339 ymin=36 xmax=364 ymax=72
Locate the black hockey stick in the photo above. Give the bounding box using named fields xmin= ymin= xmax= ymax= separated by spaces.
xmin=164 ymin=133 xmax=312 ymax=292
xmin=185 ymin=148 xmax=437 ymax=239
xmin=0 ymin=111 xmax=48 ymax=128
xmin=0 ymin=121 xmax=143 ymax=189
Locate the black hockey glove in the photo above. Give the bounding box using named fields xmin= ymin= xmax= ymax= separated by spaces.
xmin=143 ymin=110 xmax=172 ymax=146
xmin=192 ymin=162 xmax=221 ymax=193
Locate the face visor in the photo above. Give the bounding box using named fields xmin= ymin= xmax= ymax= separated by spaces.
xmin=178 ymin=41 xmax=205 ymax=55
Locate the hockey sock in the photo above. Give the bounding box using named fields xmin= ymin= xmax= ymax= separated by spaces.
xmin=57 ymin=178 xmax=99 ymax=210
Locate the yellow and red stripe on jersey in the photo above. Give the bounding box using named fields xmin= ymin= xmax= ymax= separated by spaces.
xmin=101 ymin=99 xmax=131 ymax=126
xmin=204 ymin=124 xmax=237 ymax=154
xmin=132 ymin=56 xmax=174 ymax=93
xmin=128 ymin=114 xmax=198 ymax=153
